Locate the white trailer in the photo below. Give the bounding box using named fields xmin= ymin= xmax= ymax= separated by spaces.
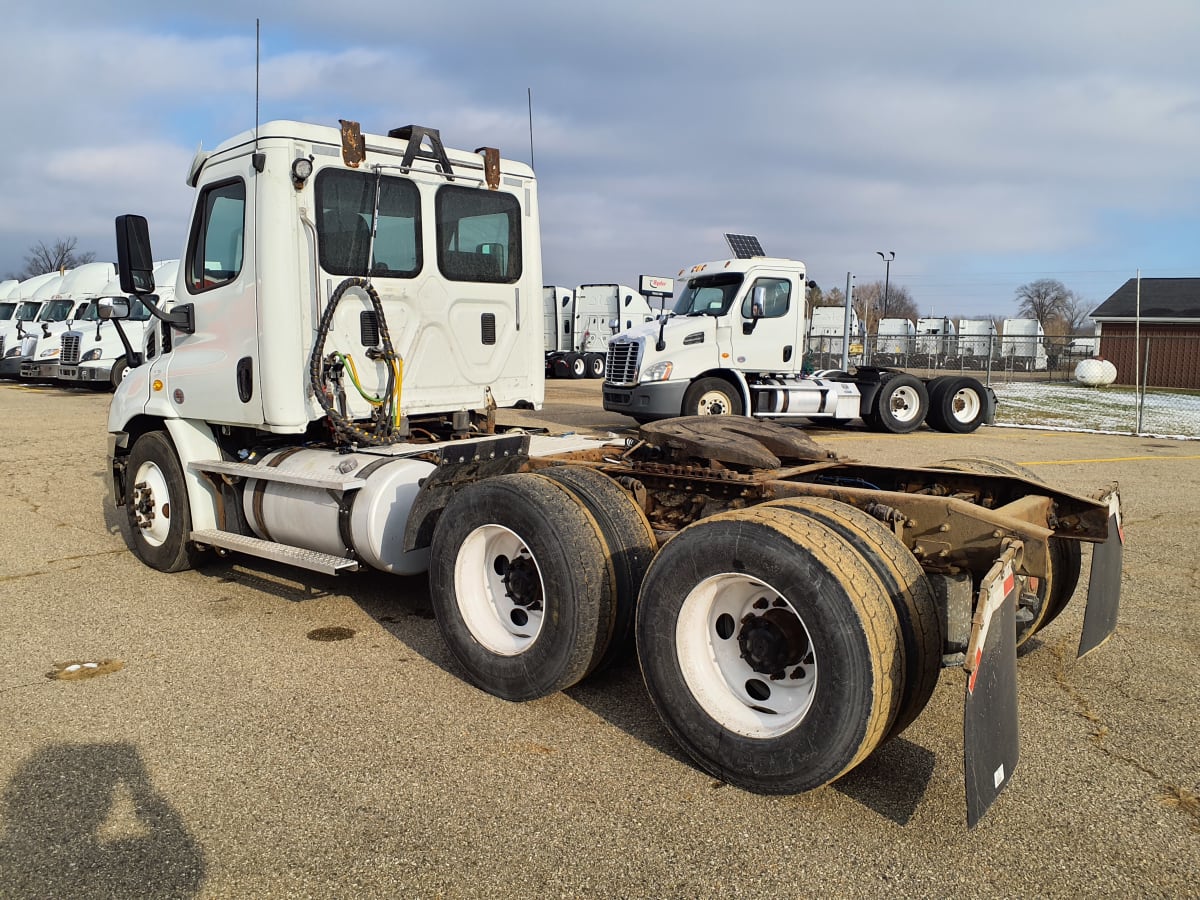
xmin=913 ymin=316 xmax=957 ymax=364
xmin=102 ymin=119 xmax=1122 ymax=827
xmin=545 ymin=283 xmax=654 ymax=379
xmin=874 ymin=317 xmax=915 ymax=363
xmin=1001 ymin=318 xmax=1048 ymax=371
xmin=806 ymin=305 xmax=860 ymax=358
xmin=956 ymin=319 xmax=997 ymax=369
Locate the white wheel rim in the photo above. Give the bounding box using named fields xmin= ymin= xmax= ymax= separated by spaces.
xmin=888 ymin=386 xmax=922 ymax=423
xmin=950 ymin=387 xmax=982 ymax=423
xmin=454 ymin=524 xmax=545 ymax=655
xmin=131 ymin=459 xmax=172 ymax=547
xmin=695 ymin=390 xmax=733 ymax=415
xmin=675 ymin=573 xmax=817 ymax=738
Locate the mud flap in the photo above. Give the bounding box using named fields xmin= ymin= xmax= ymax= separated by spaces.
xmin=963 ymin=551 xmax=1020 ymax=828
xmin=1079 ymin=490 xmax=1124 ymax=658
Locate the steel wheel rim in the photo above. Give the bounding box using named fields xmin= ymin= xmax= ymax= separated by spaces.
xmin=889 ymin=385 xmax=922 ymax=423
xmin=950 ymin=387 xmax=982 ymax=423
xmin=455 ymin=524 xmax=545 ymax=656
xmin=695 ymin=390 xmax=733 ymax=415
xmin=131 ymin=460 xmax=172 ymax=547
xmin=676 ymin=573 xmax=817 ymax=738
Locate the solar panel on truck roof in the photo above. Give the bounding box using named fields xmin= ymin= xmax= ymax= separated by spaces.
xmin=724 ymin=233 xmax=765 ymax=259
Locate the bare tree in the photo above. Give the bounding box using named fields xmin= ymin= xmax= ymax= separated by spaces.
xmin=805 ymin=280 xmax=824 ymax=307
xmin=1014 ymin=278 xmax=1075 ymax=331
xmin=853 ymin=280 xmax=918 ymax=332
xmin=16 ymin=237 xmax=97 ymax=280
xmin=1057 ymin=294 xmax=1094 ymax=335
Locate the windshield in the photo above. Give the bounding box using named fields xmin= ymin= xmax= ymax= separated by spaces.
xmin=0 ymin=302 xmax=14 ymax=319
xmin=672 ymin=273 xmax=744 ymax=316
xmin=39 ymin=299 xmax=76 ymax=321
xmin=16 ymin=301 xmax=40 ymax=320
xmin=79 ymin=301 xmax=102 ymax=322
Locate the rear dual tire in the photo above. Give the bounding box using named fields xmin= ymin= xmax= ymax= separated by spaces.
xmin=636 ymin=507 xmax=904 ymax=793
xmin=428 ymin=470 xmax=652 ymax=700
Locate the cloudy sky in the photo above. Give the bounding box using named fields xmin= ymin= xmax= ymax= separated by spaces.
xmin=2 ymin=1 xmax=1197 ymax=318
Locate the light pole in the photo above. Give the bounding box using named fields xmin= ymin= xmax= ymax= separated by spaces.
xmin=873 ymin=251 xmax=895 ymax=362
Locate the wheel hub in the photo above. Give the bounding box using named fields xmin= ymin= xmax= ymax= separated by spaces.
xmin=497 ymin=553 xmax=543 ymax=611
xmin=738 ymin=607 xmax=809 ymax=678
xmin=131 ymin=481 xmax=167 ymax=530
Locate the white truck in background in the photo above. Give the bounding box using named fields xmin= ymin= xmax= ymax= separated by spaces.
xmin=0 ymin=271 xmax=64 ymax=359
xmin=19 ymin=262 xmax=118 ymax=381
xmin=58 ymin=260 xmax=179 ymax=390
xmin=874 ymin=317 xmax=916 ymax=365
xmin=601 ymin=236 xmax=995 ymax=435
xmin=544 ymin=283 xmax=654 ymax=379
xmin=100 ymin=118 xmax=1122 ymax=827
xmin=1 ymin=273 xmax=77 ymax=377
xmin=913 ymin=316 xmax=957 ymax=367
xmin=956 ymin=319 xmax=997 ymax=370
xmin=806 ymin=305 xmax=862 ymax=367
xmin=1001 ymin=318 xmax=1048 ymax=371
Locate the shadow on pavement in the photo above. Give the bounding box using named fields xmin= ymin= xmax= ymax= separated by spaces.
xmin=0 ymin=742 xmax=205 ymax=899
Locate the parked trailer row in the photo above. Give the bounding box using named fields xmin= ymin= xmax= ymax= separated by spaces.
xmin=98 ymin=118 xmax=1122 ymax=827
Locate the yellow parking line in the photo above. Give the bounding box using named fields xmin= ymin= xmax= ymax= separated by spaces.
xmin=1020 ymin=455 xmax=1200 ymax=466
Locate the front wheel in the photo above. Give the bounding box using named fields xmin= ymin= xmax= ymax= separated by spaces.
xmin=682 ymin=377 xmax=743 ymax=417
xmin=109 ymin=357 xmax=129 ymax=391
xmin=636 ymin=507 xmax=902 ymax=793
xmin=123 ymin=431 xmax=203 ymax=572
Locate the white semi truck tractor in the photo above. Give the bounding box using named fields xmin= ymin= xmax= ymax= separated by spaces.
xmin=602 ymin=237 xmax=995 ymax=435
xmin=58 ymin=260 xmax=178 ymax=390
xmin=102 ymin=118 xmax=1123 ymax=827
xmin=544 ymin=283 xmax=655 ymax=379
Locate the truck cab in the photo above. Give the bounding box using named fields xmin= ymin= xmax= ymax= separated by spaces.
xmin=109 ymin=120 xmax=542 ymax=438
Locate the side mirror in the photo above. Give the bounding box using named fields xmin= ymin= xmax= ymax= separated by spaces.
xmin=115 ymin=214 xmax=155 ymax=295
xmin=749 ymin=284 xmax=768 ymax=319
xmin=98 ymin=297 xmax=131 ymax=321
xmin=609 ymin=318 xmax=620 ymax=333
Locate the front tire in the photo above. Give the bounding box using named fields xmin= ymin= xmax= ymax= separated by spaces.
xmin=124 ymin=431 xmax=203 ymax=572
xmin=682 ymin=377 xmax=743 ymax=417
xmin=636 ymin=507 xmax=902 ymax=793
xmin=428 ymin=473 xmax=616 ymax=700
xmin=108 ymin=357 xmax=129 ymax=391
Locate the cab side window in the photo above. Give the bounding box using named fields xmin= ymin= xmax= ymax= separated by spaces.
xmin=187 ymin=179 xmax=245 ymax=293
xmin=741 ymin=277 xmax=791 ymax=319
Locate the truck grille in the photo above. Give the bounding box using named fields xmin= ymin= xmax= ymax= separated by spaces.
xmin=604 ymin=340 xmax=640 ymax=386
xmin=61 ymin=332 xmax=82 ymax=365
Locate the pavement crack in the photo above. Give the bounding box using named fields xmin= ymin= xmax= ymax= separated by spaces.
xmin=1050 ymin=642 xmax=1197 ymax=832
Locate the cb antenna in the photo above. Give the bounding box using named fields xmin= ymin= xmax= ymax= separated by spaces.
xmin=252 ymin=19 xmax=264 ymax=171
xmin=527 ymin=87 xmax=535 ymax=169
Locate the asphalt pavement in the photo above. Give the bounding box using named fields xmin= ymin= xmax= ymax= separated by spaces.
xmin=0 ymin=378 xmax=1197 ymax=898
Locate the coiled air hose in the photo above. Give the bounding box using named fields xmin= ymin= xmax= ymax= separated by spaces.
xmin=308 ymin=277 xmax=404 ymax=446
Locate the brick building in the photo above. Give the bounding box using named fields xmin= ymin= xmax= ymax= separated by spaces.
xmin=1090 ymin=278 xmax=1200 ymax=389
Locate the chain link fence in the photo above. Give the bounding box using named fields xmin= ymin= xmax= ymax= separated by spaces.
xmin=806 ymin=331 xmax=1200 ymax=438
